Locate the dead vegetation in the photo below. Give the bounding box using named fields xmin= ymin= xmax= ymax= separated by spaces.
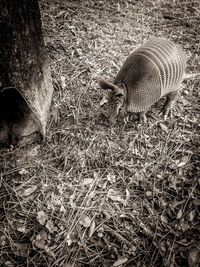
xmin=0 ymin=0 xmax=200 ymax=266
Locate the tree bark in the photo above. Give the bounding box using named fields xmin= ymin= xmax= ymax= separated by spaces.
xmin=0 ymin=0 xmax=53 ymax=146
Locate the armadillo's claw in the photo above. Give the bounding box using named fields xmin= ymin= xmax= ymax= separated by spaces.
xmin=163 ymin=107 xmax=173 ymax=120
xmin=162 ymin=92 xmax=177 ymax=120
xmin=123 ymin=115 xmax=129 ymax=124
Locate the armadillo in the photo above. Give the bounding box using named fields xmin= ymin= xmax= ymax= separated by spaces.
xmin=99 ymin=38 xmax=187 ymax=124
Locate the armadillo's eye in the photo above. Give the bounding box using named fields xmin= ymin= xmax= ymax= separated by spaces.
xmin=115 ymin=93 xmax=123 ymax=97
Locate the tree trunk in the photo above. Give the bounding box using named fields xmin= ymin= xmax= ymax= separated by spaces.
xmin=0 ymin=0 xmax=53 ymax=146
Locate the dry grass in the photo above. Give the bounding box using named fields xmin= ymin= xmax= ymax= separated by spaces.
xmin=0 ymin=0 xmax=200 ymax=266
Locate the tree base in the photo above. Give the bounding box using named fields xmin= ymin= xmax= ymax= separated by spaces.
xmin=0 ymin=87 xmax=41 ymax=147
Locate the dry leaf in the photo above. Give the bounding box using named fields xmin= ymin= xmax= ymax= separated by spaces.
xmin=124 ymin=188 xmax=130 ymax=206
xmin=113 ymin=257 xmax=128 ymax=266
xmin=139 ymin=222 xmax=154 ymax=237
xmin=33 ymin=230 xmax=48 ymax=250
xmin=177 ymin=208 xmax=183 ymax=219
xmin=82 ymin=178 xmax=95 ymax=186
xmin=97 ymin=226 xmax=104 ymax=238
xmin=193 ymin=198 xmax=200 ymax=206
xmin=57 ymin=184 xmax=64 ymax=194
xmin=19 ymin=168 xmax=29 ymax=175
xmin=89 ymin=219 xmax=96 ymax=238
xmin=61 ymin=75 xmax=66 ymax=88
xmin=131 ymin=245 xmax=137 ymax=252
xmin=45 ymin=220 xmax=57 ymax=233
xmin=13 ymin=243 xmax=29 ymax=257
xmin=98 ymin=232 xmax=103 ymax=238
xmin=28 ymin=145 xmax=40 ymax=157
xmin=17 ymin=226 xmax=27 ymax=234
xmin=146 ymin=191 xmax=152 ymax=197
xmin=34 ymin=239 xmax=45 ymax=249
xmin=107 ymin=173 xmax=116 ymax=183
xmin=172 ymin=200 xmax=185 ymax=208
xmin=189 ymin=210 xmax=196 ymax=221
xmin=85 ymin=191 xmax=96 ymax=206
xmin=21 ymin=185 xmax=37 ymax=197
xmin=37 ymin=230 xmax=48 ymax=240
xmin=4 ymin=261 xmax=15 ymax=267
xmin=0 ymin=235 xmax=6 ymax=246
xmin=135 ymin=173 xmax=145 ymax=181
xmin=117 ymin=3 xmax=120 ymax=12
xmin=60 ymin=205 xmax=66 ymax=212
xmin=147 ymin=142 xmax=154 ymax=148
xmin=177 ymin=161 xmax=186 ymax=167
xmin=69 ymin=193 xmax=76 ymax=208
xmin=80 ymin=215 xmax=91 ymax=228
xmin=97 ymin=180 xmax=108 ymax=189
xmin=161 ymin=215 xmax=168 ymax=224
xmin=37 ymin=211 xmax=48 ymax=226
xmin=100 ymin=95 xmax=108 ymax=106
xmin=188 ymin=249 xmax=200 ymax=267
xmin=182 ymin=222 xmax=190 ymax=232
xmin=66 ymin=233 xmax=74 ymax=246
xmin=107 ymin=189 xmax=124 ymax=204
xmin=175 ymin=156 xmax=189 ymax=167
xmin=182 ymin=155 xmax=190 ymax=163
xmin=159 ymin=123 xmax=168 ymax=133
xmin=44 ymin=245 xmax=56 ymax=258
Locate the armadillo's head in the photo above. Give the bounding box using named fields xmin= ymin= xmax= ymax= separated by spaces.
xmin=99 ymin=79 xmax=126 ymax=125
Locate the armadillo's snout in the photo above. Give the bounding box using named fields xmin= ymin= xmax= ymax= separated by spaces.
xmin=107 ymin=95 xmax=123 ymax=125
xmin=108 ymin=108 xmax=119 ymax=125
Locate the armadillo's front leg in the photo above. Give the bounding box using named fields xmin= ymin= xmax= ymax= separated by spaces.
xmin=138 ymin=111 xmax=147 ymax=123
xmin=163 ymin=92 xmax=178 ymax=120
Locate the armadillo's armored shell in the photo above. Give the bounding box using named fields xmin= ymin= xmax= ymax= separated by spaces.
xmin=114 ymin=39 xmax=187 ymax=112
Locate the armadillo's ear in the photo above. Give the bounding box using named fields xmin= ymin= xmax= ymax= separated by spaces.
xmin=98 ymin=79 xmax=116 ymax=90
xmin=99 ymin=79 xmax=126 ymax=97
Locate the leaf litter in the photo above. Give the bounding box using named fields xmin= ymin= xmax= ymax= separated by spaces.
xmin=0 ymin=0 xmax=199 ymax=266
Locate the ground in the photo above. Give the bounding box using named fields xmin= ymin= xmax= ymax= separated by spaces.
xmin=0 ymin=0 xmax=200 ymax=266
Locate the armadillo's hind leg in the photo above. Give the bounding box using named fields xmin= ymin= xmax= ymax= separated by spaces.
xmin=138 ymin=111 xmax=147 ymax=123
xmin=162 ymin=92 xmax=178 ymax=120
